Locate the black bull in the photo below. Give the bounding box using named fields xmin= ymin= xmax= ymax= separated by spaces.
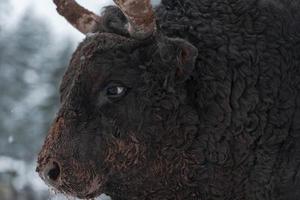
xmin=37 ymin=0 xmax=300 ymax=199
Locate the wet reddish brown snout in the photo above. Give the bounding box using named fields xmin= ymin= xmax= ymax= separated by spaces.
xmin=36 ymin=117 xmax=65 ymax=187
xmin=37 ymin=112 xmax=107 ymax=198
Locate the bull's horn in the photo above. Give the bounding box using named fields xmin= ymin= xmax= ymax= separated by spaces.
xmin=53 ymin=0 xmax=103 ymax=34
xmin=113 ymin=0 xmax=156 ymax=39
xmin=53 ymin=0 xmax=156 ymax=39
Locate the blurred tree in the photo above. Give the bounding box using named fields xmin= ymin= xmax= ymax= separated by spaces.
xmin=0 ymin=7 xmax=74 ymax=161
xmin=0 ymin=0 xmax=11 ymax=32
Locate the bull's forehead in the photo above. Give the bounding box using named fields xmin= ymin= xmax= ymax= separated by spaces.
xmin=80 ymin=33 xmax=139 ymax=53
xmin=73 ymin=33 xmax=155 ymax=75
xmin=59 ymin=33 xmax=150 ymax=100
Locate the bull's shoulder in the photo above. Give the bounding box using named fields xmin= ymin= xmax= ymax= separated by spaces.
xmin=156 ymin=0 xmax=300 ymax=199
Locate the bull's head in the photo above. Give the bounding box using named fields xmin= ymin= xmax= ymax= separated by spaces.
xmin=36 ymin=0 xmax=199 ymax=199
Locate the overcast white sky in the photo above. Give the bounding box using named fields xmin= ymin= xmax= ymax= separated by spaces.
xmin=5 ymin=0 xmax=160 ymax=41
xmin=5 ymin=0 xmax=113 ymax=40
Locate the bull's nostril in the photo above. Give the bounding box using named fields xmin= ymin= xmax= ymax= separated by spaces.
xmin=44 ymin=161 xmax=61 ymax=185
xmin=48 ymin=162 xmax=60 ymax=181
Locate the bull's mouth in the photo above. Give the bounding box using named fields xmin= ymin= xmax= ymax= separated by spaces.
xmin=43 ymin=174 xmax=106 ymax=199
xmin=59 ymin=176 xmax=105 ymax=199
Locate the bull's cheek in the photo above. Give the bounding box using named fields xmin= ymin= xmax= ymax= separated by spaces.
xmin=104 ymin=135 xmax=146 ymax=171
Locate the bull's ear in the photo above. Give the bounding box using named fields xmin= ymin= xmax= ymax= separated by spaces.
xmin=158 ymin=37 xmax=198 ymax=82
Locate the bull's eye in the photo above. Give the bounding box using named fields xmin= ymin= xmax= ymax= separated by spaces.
xmin=105 ymin=83 xmax=128 ymax=99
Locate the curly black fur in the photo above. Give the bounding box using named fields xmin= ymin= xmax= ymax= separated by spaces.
xmin=37 ymin=0 xmax=300 ymax=199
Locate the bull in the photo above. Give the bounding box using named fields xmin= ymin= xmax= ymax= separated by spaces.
xmin=36 ymin=0 xmax=300 ymax=199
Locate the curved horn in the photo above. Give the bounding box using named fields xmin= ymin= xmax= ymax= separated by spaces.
xmin=113 ymin=0 xmax=156 ymax=39
xmin=53 ymin=0 xmax=103 ymax=34
xmin=53 ymin=0 xmax=156 ymax=39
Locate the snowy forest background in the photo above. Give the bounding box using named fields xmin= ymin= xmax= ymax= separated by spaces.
xmin=0 ymin=0 xmax=159 ymax=199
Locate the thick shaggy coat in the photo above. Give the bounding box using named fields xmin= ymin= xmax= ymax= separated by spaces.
xmin=37 ymin=0 xmax=300 ymax=199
